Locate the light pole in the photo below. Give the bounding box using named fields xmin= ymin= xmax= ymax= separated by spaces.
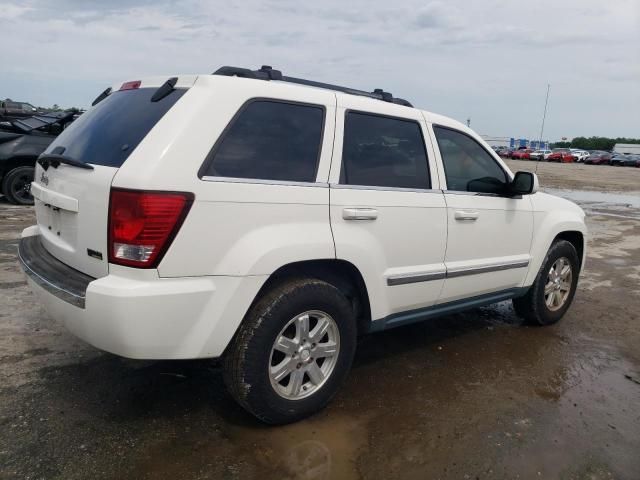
xmin=538 ymin=84 xmax=550 ymax=150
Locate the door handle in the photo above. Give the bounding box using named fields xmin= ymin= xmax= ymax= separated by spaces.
xmin=343 ymin=207 xmax=378 ymax=221
xmin=454 ymin=210 xmax=479 ymax=221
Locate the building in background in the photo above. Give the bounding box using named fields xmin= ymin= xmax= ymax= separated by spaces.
xmin=481 ymin=135 xmax=550 ymax=150
xmin=613 ymin=143 xmax=640 ymax=155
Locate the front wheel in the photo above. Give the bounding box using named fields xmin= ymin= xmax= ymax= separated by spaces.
xmin=513 ymin=240 xmax=580 ymax=325
xmin=223 ymin=278 xmax=357 ymax=424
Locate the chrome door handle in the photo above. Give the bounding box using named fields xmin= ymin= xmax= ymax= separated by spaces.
xmin=343 ymin=208 xmax=378 ymax=220
xmin=454 ymin=210 xmax=479 ymax=221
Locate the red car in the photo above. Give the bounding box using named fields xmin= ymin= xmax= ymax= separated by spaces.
xmin=584 ymin=151 xmax=612 ymax=165
xmin=511 ymin=149 xmax=533 ymax=160
xmin=548 ymin=148 xmax=576 ymax=163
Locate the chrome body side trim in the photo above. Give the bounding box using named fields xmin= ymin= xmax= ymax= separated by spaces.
xmin=446 ymin=260 xmax=530 ymax=278
xmin=387 ymin=271 xmax=447 ymax=286
xmin=386 ymin=260 xmax=529 ymax=286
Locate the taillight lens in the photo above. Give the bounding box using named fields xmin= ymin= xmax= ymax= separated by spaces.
xmin=108 ymin=189 xmax=194 ymax=268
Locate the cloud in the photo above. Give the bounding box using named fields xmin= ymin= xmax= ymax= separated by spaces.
xmin=412 ymin=2 xmax=460 ymax=29
xmin=0 ymin=0 xmax=637 ymax=139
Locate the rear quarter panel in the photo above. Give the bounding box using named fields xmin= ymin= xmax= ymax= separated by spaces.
xmin=112 ymin=75 xmax=338 ymax=277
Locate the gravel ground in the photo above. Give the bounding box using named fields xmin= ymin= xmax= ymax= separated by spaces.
xmin=1 ymin=161 xmax=639 ymax=479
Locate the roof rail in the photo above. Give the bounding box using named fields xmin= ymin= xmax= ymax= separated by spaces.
xmin=212 ymin=65 xmax=413 ymax=108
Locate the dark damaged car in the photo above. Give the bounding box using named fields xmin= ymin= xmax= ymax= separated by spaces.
xmin=0 ymin=110 xmax=78 ymax=205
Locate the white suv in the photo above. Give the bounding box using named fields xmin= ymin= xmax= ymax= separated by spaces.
xmin=19 ymin=66 xmax=587 ymax=424
xmin=570 ymin=149 xmax=589 ymax=162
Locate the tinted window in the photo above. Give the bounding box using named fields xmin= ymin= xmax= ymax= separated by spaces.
xmin=341 ymin=112 xmax=430 ymax=189
xmin=46 ymin=87 xmax=186 ymax=168
xmin=204 ymin=101 xmax=324 ymax=182
xmin=434 ymin=126 xmax=507 ymax=194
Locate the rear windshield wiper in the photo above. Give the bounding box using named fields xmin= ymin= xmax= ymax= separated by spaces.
xmin=38 ymin=153 xmax=94 ymax=171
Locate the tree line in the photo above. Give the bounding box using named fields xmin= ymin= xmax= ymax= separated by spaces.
xmin=552 ymin=137 xmax=640 ymax=151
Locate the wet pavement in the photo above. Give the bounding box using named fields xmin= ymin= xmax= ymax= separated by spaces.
xmin=1 ymin=164 xmax=640 ymax=479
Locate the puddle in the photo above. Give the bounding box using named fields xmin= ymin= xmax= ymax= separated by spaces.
xmin=543 ymin=188 xmax=640 ymax=209
xmin=503 ymin=351 xmax=640 ymax=479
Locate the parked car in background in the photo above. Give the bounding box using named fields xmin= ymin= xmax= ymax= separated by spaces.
xmin=570 ymin=149 xmax=589 ymax=162
xmin=548 ymin=148 xmax=576 ymax=163
xmin=499 ymin=148 xmax=514 ymax=158
xmin=611 ymin=154 xmax=640 ymax=167
xmin=0 ymin=110 xmax=78 ymax=204
xmin=530 ymin=149 xmax=552 ymax=161
xmin=610 ymin=154 xmax=629 ymax=166
xmin=584 ymin=151 xmax=612 ymax=165
xmin=16 ymin=65 xmax=587 ymax=424
xmin=624 ymin=154 xmax=640 ymax=167
xmin=0 ymin=100 xmax=40 ymax=121
xmin=511 ymin=149 xmax=533 ymax=160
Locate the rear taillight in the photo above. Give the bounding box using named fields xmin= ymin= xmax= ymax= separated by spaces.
xmin=108 ymin=189 xmax=193 ymax=268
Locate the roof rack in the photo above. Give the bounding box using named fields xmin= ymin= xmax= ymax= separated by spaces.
xmin=212 ymin=65 xmax=413 ymax=108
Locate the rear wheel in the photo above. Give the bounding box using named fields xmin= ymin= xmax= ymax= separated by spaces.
xmin=513 ymin=240 xmax=580 ymax=326
xmin=223 ymin=278 xmax=357 ymax=424
xmin=2 ymin=166 xmax=34 ymax=205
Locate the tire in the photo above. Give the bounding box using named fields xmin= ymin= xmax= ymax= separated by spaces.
xmin=2 ymin=166 xmax=35 ymax=205
xmin=223 ymin=278 xmax=357 ymax=424
xmin=512 ymin=240 xmax=580 ymax=326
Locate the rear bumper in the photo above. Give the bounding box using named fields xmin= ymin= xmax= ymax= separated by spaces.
xmin=18 ymin=231 xmax=266 ymax=359
xmin=19 ymin=235 xmax=93 ymax=308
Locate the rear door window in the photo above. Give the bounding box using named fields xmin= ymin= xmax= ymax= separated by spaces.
xmin=340 ymin=111 xmax=430 ymax=189
xmin=201 ymin=100 xmax=325 ymax=182
xmin=47 ymin=87 xmax=186 ymax=168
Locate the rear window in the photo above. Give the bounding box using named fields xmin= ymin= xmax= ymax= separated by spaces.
xmin=201 ymin=100 xmax=325 ymax=182
xmin=46 ymin=87 xmax=186 ymax=168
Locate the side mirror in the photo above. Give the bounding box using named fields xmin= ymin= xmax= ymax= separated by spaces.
xmin=510 ymin=171 xmax=538 ymax=195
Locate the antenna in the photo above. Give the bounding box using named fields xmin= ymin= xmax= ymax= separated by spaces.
xmin=535 ymin=84 xmax=551 ymax=175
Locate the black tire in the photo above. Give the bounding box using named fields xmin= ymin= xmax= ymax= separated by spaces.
xmin=2 ymin=166 xmax=35 ymax=205
xmin=513 ymin=240 xmax=580 ymax=326
xmin=223 ymin=278 xmax=357 ymax=424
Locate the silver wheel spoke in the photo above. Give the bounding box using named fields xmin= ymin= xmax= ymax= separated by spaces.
xmin=288 ymin=369 xmax=304 ymax=396
xmin=554 ymin=290 xmax=563 ymax=307
xmin=560 ymin=264 xmax=571 ymax=278
xmin=306 ymin=362 xmax=325 ymax=385
xmin=274 ymin=336 xmax=298 ymax=355
xmin=310 ymin=316 xmax=330 ymax=342
xmin=313 ymin=341 xmax=338 ymax=358
xmin=560 ymin=280 xmax=571 ymax=292
xmin=546 ymin=292 xmax=554 ymax=307
xmin=296 ymin=314 xmax=310 ymax=341
xmin=270 ymin=358 xmax=295 ymax=382
xmin=544 ymin=282 xmax=555 ymax=295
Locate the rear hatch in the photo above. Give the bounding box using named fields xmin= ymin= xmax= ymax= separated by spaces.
xmin=31 ymin=77 xmax=193 ymax=278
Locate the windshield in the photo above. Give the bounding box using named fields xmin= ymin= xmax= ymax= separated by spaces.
xmin=45 ymin=87 xmax=186 ymax=168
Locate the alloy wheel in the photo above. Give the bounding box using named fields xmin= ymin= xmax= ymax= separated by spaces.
xmin=269 ymin=310 xmax=340 ymax=400
xmin=544 ymin=257 xmax=572 ymax=311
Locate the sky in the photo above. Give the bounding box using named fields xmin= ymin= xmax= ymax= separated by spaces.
xmin=0 ymin=0 xmax=638 ymax=141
